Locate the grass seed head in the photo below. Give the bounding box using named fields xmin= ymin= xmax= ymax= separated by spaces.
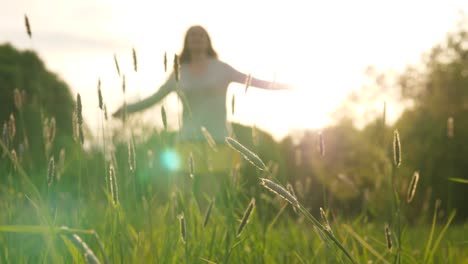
xmin=8 ymin=113 xmax=16 ymax=142
xmin=164 ymin=52 xmax=167 ymax=72
xmin=97 ymin=79 xmax=103 ymax=110
xmin=203 ymin=198 xmax=214 ymax=228
xmin=385 ymin=224 xmax=392 ymax=250
xmin=237 ymin=198 xmax=255 ymax=237
xmin=225 ymin=137 xmax=266 ymax=170
xmin=260 ymin=178 xmax=299 ymax=207
xmin=407 ymin=171 xmax=420 ymax=203
xmin=24 ymin=15 xmax=31 ymax=38
xmin=132 ymin=47 xmax=138 ymax=72
xmin=114 ymin=53 xmax=121 ymax=76
xmin=201 ymin=127 xmax=217 ymax=151
xmin=47 ymin=156 xmax=55 ymax=186
xmin=393 ymin=129 xmax=401 ymax=168
xmin=13 ymin=89 xmax=23 ymax=110
xmin=178 ymin=213 xmax=186 ymax=243
xmin=161 ymin=106 xmax=167 ymax=130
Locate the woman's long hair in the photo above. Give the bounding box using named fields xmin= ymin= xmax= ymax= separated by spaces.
xmin=179 ymin=26 xmax=218 ymax=64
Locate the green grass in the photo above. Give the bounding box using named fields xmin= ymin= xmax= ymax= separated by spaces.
xmin=1 ymin=135 xmax=467 ymax=264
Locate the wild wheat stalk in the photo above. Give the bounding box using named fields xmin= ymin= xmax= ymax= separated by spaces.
xmin=47 ymin=156 xmax=55 ymax=186
xmin=113 ymin=54 xmax=121 ymax=76
xmin=201 ymin=127 xmax=217 ymax=151
xmin=178 ymin=213 xmax=186 ymax=243
xmin=132 ymin=47 xmax=138 ymax=72
xmin=260 ymin=178 xmax=299 ymax=207
xmin=393 ymin=129 xmax=401 ymax=168
xmin=24 ymin=15 xmax=32 ymax=38
xmin=320 ymin=207 xmax=332 ymax=233
xmin=237 ymin=198 xmax=255 ymax=237
xmin=225 ymin=137 xmax=267 ymax=170
xmin=406 ymin=171 xmax=420 ymax=203
xmin=203 ymin=198 xmax=214 ymax=228
xmin=385 ymin=224 xmax=392 ymax=251
xmin=67 ymin=234 xmax=101 ymax=264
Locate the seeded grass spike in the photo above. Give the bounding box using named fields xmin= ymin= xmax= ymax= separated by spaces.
xmin=132 ymin=47 xmax=137 ymax=72
xmin=260 ymin=178 xmax=299 ymax=207
xmin=97 ymin=79 xmax=103 ymax=110
xmin=320 ymin=207 xmax=332 ymax=233
xmin=393 ymin=129 xmax=401 ymax=167
xmin=47 ymin=156 xmax=55 ymax=186
xmin=161 ymin=106 xmax=167 ymax=130
xmin=225 ymin=137 xmax=266 ymax=170
xmin=203 ymin=198 xmax=214 ymax=228
xmin=24 ymin=15 xmax=31 ymax=38
xmin=201 ymin=126 xmax=217 ymax=151
xmin=178 ymin=213 xmax=186 ymax=244
xmin=407 ymin=171 xmax=420 ymax=203
xmin=128 ymin=137 xmax=136 ymax=173
xmin=237 ymin=198 xmax=255 ymax=237
xmin=66 ymin=234 xmax=101 ymax=264
xmin=189 ymin=152 xmax=194 ymax=178
xmin=113 ymin=53 xmax=121 ymax=76
xmin=109 ymin=164 xmax=119 ymax=206
xmin=385 ymin=224 xmax=392 ymax=250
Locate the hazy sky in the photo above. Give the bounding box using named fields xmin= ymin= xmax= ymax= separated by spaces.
xmin=1 ymin=0 xmax=468 ymax=140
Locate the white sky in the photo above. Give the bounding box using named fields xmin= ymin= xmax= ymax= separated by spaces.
xmin=1 ymin=0 xmax=467 ymax=140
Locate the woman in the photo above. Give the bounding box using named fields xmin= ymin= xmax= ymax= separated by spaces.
xmin=114 ymin=25 xmax=290 ymax=174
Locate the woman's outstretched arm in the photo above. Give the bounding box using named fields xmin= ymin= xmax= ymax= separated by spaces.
xmin=113 ymin=74 xmax=175 ymax=117
xmin=226 ymin=63 xmax=292 ymax=90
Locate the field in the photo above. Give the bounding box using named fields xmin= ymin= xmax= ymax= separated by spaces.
xmin=0 ymin=120 xmax=467 ymax=263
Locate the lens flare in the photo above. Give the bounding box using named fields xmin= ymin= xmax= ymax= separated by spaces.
xmin=161 ymin=149 xmax=180 ymax=171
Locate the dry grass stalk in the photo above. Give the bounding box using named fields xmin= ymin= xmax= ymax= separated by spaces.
xmin=201 ymin=127 xmax=217 ymax=151
xmin=122 ymin=74 xmax=126 ymax=94
xmin=178 ymin=213 xmax=186 ymax=243
xmin=189 ymin=152 xmax=194 ymax=178
xmin=260 ymin=178 xmax=299 ymax=207
xmin=161 ymin=106 xmax=167 ymax=130
xmin=113 ymin=53 xmax=121 ymax=76
xmin=225 ymin=137 xmax=266 ymax=170
xmin=320 ymin=207 xmax=332 ymax=233
xmin=237 ymin=198 xmax=255 ymax=237
xmin=109 ymin=164 xmax=119 ymax=206
xmin=385 ymin=224 xmax=392 ymax=250
xmin=9 ymin=114 xmax=16 ymax=142
xmin=407 ymin=171 xmax=420 ymax=203
xmin=128 ymin=137 xmax=136 ymax=173
xmin=24 ymin=15 xmax=31 ymax=38
xmin=67 ymin=234 xmax=101 ymax=264
xmin=97 ymin=79 xmax=103 ymax=110
xmin=393 ymin=130 xmax=401 ymax=168
xmin=132 ymin=47 xmax=138 ymax=72
xmin=203 ymin=198 xmax=214 ymax=228
xmin=47 ymin=156 xmax=55 ymax=186
xmin=13 ymin=89 xmax=23 ymax=110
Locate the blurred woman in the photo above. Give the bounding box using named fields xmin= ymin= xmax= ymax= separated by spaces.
xmin=113 ymin=25 xmax=290 ymax=174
